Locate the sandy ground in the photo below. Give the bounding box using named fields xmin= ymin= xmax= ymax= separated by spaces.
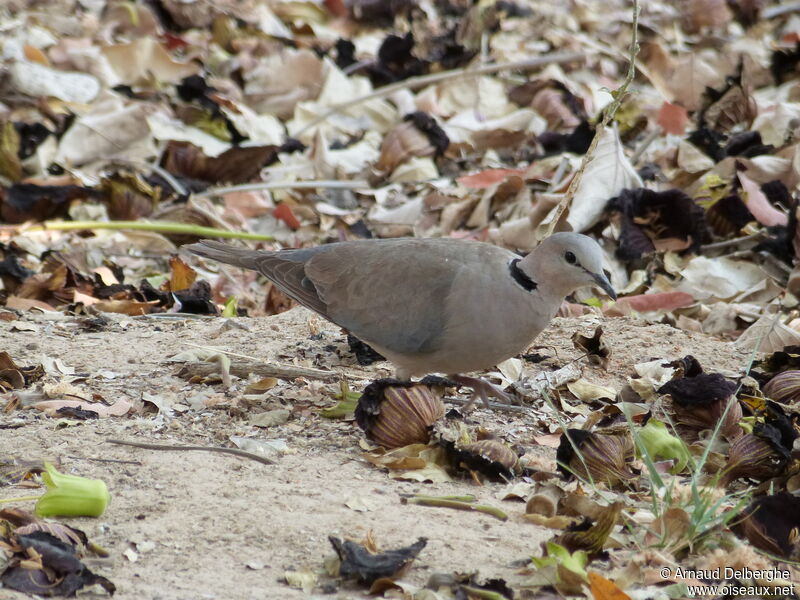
xmin=0 ymin=307 xmax=750 ymax=599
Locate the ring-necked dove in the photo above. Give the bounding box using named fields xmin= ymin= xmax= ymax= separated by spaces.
xmin=184 ymin=233 xmax=615 ymax=409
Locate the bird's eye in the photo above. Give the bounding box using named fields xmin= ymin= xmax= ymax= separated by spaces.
xmin=565 ymin=251 xmax=577 ymax=264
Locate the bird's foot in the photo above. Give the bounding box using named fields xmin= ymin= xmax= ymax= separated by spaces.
xmin=448 ymin=374 xmax=514 ymax=412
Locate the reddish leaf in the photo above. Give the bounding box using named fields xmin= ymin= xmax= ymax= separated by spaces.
xmin=324 ymin=0 xmax=348 ymax=17
xmin=605 ymin=291 xmax=694 ymax=315
xmin=657 ymin=102 xmax=689 ymax=135
xmin=457 ymin=168 xmax=526 ymax=189
xmin=274 ymin=203 xmax=301 ymax=230
xmin=738 ymin=171 xmax=788 ymax=227
xmin=161 ymin=32 xmax=189 ymax=51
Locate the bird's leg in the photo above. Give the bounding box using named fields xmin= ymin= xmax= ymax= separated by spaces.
xmin=448 ymin=374 xmax=514 ymax=412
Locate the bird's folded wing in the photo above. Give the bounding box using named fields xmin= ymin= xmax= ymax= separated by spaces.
xmin=302 ymin=242 xmax=458 ymax=355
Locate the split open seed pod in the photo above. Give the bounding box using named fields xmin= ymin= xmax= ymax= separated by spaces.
xmin=658 ymin=373 xmax=742 ymax=441
xmin=355 ymin=379 xmax=445 ymax=449
xmin=554 ymin=501 xmax=623 ymax=555
xmin=763 ymin=370 xmax=800 ymax=405
xmin=731 ymin=492 xmax=800 ymax=560
xmin=456 ymin=439 xmax=521 ymax=479
xmin=557 ymin=429 xmax=637 ymax=488
xmin=719 ymin=423 xmax=790 ymax=486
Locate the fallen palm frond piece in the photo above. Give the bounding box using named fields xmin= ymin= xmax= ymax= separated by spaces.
xmin=0 ymin=220 xmax=274 ymax=240
xmin=402 ymin=494 xmax=508 ymax=521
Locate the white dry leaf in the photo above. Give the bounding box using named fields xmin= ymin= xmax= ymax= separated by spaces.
xmin=344 ymin=496 xmax=376 ymax=512
xmin=678 ymin=255 xmax=766 ymax=300
xmin=619 ymin=269 xmax=647 ymax=295
xmin=316 ymin=65 xmax=396 ymax=133
xmin=142 ymin=391 xmax=175 ymax=417
xmin=146 ymin=111 xmax=230 ymax=157
xmin=493 ymin=357 xmax=523 ymax=388
xmin=519 ymin=363 xmax=581 ymax=396
xmin=369 ymin=196 xmax=424 ymax=225
xmin=498 ymin=481 xmax=535 ymax=501
xmin=310 ymin=129 xmax=381 ymax=178
xmin=230 ymin=436 xmax=287 ymax=459
xmin=244 ymin=48 xmax=325 ymax=119
xmin=677 ymin=140 xmax=715 ymax=173
xmin=8 ymin=60 xmax=100 ymax=104
xmin=221 ymin=103 xmax=285 ymax=146
xmin=43 ymin=381 xmax=88 ymax=400
xmin=633 ymin=359 xmax=675 ymax=389
xmin=289 ymin=102 xmax=366 ymax=141
xmin=39 ymin=356 xmax=75 ymax=376
xmin=390 ymin=157 xmax=438 ymax=182
xmin=443 ymin=109 xmax=545 ymax=146
xmin=249 ymin=409 xmax=290 ymax=428
xmin=101 ymin=37 xmax=199 ymax=85
xmin=566 ymin=127 xmax=643 ymax=233
xmin=743 ymin=155 xmax=792 ymax=184
xmin=251 ymin=3 xmax=294 ymax=39
xmin=566 ymin=379 xmax=616 ymax=402
xmin=436 ymin=76 xmax=511 ymax=119
xmin=734 ymin=277 xmax=783 ymax=304
xmin=752 ymin=102 xmax=800 ymax=146
xmin=388 ymin=462 xmax=452 ymax=483
xmin=488 ymin=216 xmax=540 ymax=251
xmin=734 ymin=313 xmax=800 ymax=353
xmin=56 ymin=98 xmax=155 ymax=166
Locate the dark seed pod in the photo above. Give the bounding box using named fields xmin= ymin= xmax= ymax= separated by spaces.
xmin=458 ymin=439 xmax=520 ymax=478
xmin=355 ymin=379 xmax=445 ymax=449
xmin=557 ymin=429 xmax=637 ymax=488
xmin=720 ymin=423 xmax=790 ymax=486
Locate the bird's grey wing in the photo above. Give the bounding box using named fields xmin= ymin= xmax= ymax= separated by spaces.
xmin=184 ymin=240 xmax=329 ymax=315
xmin=303 ymin=242 xmax=458 ymax=355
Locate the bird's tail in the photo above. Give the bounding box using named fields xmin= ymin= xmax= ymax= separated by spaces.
xmin=182 ymin=240 xmax=267 ymax=270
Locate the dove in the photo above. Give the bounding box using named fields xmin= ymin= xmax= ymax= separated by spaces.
xmin=184 ymin=233 xmax=615 ymax=409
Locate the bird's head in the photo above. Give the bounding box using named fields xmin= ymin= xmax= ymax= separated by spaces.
xmin=521 ymin=232 xmax=616 ymax=300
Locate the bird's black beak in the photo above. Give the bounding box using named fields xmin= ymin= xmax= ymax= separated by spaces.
xmin=592 ymin=272 xmax=617 ymax=300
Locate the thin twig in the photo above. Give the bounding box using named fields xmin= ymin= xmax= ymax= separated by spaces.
xmin=763 ymin=2 xmax=800 ymax=19
xmin=543 ymin=0 xmax=640 ymax=237
xmin=107 ymin=439 xmax=275 ymax=465
xmin=630 ymin=126 xmax=661 ymax=164
xmin=445 ymin=395 xmax=534 ymax=414
xmin=293 ymin=52 xmax=585 ymax=138
xmin=700 ymin=232 xmax=765 ymax=252
xmin=194 ymin=179 xmax=371 ymax=199
xmin=67 ymin=456 xmax=143 ymax=466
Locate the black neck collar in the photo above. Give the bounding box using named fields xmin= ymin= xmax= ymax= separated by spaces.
xmin=509 ymin=258 xmax=537 ymax=292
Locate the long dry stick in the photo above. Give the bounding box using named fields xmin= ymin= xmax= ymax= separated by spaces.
xmin=107 ymin=439 xmax=275 ymax=465
xmin=543 ymin=0 xmax=641 ymax=237
xmin=293 ymin=52 xmax=585 ymax=138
